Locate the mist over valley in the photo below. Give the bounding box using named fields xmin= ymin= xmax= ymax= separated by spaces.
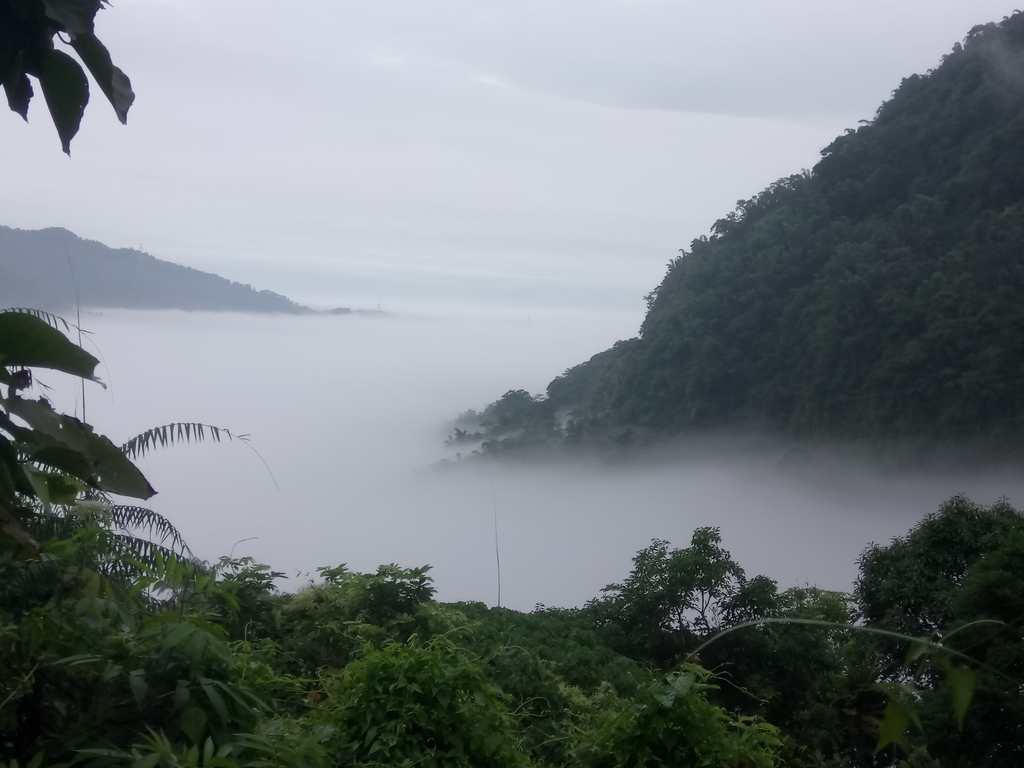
xmin=37 ymin=307 xmax=1024 ymax=611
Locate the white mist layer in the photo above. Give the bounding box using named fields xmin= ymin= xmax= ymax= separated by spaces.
xmin=43 ymin=309 xmax=1024 ymax=610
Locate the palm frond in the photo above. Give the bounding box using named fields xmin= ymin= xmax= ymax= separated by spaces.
xmin=120 ymin=422 xmax=279 ymax=490
xmin=111 ymin=505 xmax=192 ymax=557
xmin=120 ymin=422 xmax=248 ymax=461
xmin=0 ymin=557 xmax=61 ymax=605
xmin=107 ymin=533 xmax=192 ymax=576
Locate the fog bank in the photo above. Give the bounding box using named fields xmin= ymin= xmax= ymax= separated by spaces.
xmin=41 ymin=309 xmax=1024 ymax=610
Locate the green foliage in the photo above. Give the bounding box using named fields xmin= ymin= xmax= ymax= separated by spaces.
xmin=0 ymin=521 xmax=263 ymax=764
xmin=276 ymin=564 xmax=462 ymax=672
xmin=1 ymin=0 xmax=134 ymax=153
xmin=857 ymin=495 xmax=1023 ymax=641
xmin=854 ymin=495 xmax=1024 ymax=764
xmin=2 ymin=493 xmax=1020 ymax=768
xmin=452 ymin=603 xmax=653 ymax=765
xmin=315 ymin=637 xmax=531 ymax=768
xmin=587 ymin=528 xmax=746 ymax=666
xmin=0 ymin=310 xmax=154 ymax=551
xmin=574 ymin=665 xmax=781 ymax=768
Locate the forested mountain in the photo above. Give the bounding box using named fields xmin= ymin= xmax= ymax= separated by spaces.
xmin=0 ymin=226 xmax=305 ymax=313
xmin=463 ymin=13 xmax=1024 ymax=454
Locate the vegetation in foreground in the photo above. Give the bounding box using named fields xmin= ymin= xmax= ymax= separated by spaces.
xmin=1 ymin=492 xmax=1021 ymax=768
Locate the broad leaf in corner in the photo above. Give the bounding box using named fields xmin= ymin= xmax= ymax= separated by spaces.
xmin=0 ymin=312 xmax=99 ymax=380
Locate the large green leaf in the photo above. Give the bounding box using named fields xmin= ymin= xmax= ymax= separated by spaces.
xmin=24 ymin=465 xmax=86 ymax=507
xmin=0 ymin=311 xmax=99 ymax=380
xmin=39 ymin=48 xmax=89 ymax=154
xmin=42 ymin=0 xmax=103 ymax=36
xmin=70 ymin=32 xmax=133 ymax=123
xmin=875 ymin=701 xmax=912 ymax=753
xmin=3 ymin=69 xmax=33 ymax=121
xmin=945 ymin=665 xmax=976 ymax=730
xmin=6 ymin=397 xmax=156 ymax=499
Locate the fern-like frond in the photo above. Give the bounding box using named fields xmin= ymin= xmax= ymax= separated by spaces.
xmin=0 ymin=558 xmax=61 ymax=607
xmin=24 ymin=510 xmax=82 ymax=542
xmin=120 ymin=422 xmax=248 ymax=461
xmin=111 ymin=505 xmax=192 ymax=557
xmin=107 ymin=533 xmax=192 ymax=576
xmin=120 ymin=422 xmax=279 ymax=490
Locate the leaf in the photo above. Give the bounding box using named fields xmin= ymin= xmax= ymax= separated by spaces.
xmin=43 ymin=0 xmax=103 ymax=36
xmin=179 ymin=706 xmax=208 ymax=745
xmin=22 ymin=465 xmax=52 ymax=509
xmin=669 ymin=671 xmax=695 ymax=698
xmin=905 ymin=637 xmax=932 ymax=664
xmin=875 ymin=701 xmax=912 ymax=753
xmin=162 ymin=622 xmax=197 ymax=650
xmin=0 ymin=312 xmax=99 ymax=380
xmin=945 ymin=666 xmax=976 ymax=730
xmin=653 ymin=688 xmax=676 ymax=708
xmin=200 ymin=678 xmax=230 ymax=724
xmin=39 ymin=48 xmax=89 ymax=155
xmin=56 ymin=653 xmax=102 ymax=667
xmin=121 ymin=423 xmax=241 ymax=461
xmin=23 ymin=466 xmax=86 ymax=506
xmin=128 ymin=669 xmax=148 ymax=708
xmin=3 ymin=70 xmax=33 ymax=121
xmin=7 ymin=397 xmax=156 ymax=499
xmin=173 ymin=679 xmax=191 ymax=709
xmin=69 ymin=33 xmax=134 ymax=123
xmin=102 ymin=663 xmax=122 ymax=681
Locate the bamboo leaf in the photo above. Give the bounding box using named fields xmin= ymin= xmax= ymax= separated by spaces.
xmin=200 ymin=678 xmax=230 ymax=724
xmin=162 ymin=623 xmax=196 ymax=650
xmin=946 ymin=666 xmax=976 ymax=730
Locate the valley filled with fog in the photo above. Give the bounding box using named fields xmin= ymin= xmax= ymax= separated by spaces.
xmin=41 ymin=306 xmax=1024 ymax=611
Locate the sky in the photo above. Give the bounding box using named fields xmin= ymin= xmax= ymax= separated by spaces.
xmin=3 ymin=0 xmax=1022 ymax=311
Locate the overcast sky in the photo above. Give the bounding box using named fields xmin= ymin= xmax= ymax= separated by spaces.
xmin=3 ymin=1 xmax=1020 ymax=310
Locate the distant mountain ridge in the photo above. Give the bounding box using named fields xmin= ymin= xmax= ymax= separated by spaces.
xmin=0 ymin=226 xmax=306 ymax=314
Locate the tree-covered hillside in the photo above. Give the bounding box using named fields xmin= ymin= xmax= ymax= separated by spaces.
xmin=0 ymin=226 xmax=304 ymax=314
xmin=463 ymin=13 xmax=1024 ymax=454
